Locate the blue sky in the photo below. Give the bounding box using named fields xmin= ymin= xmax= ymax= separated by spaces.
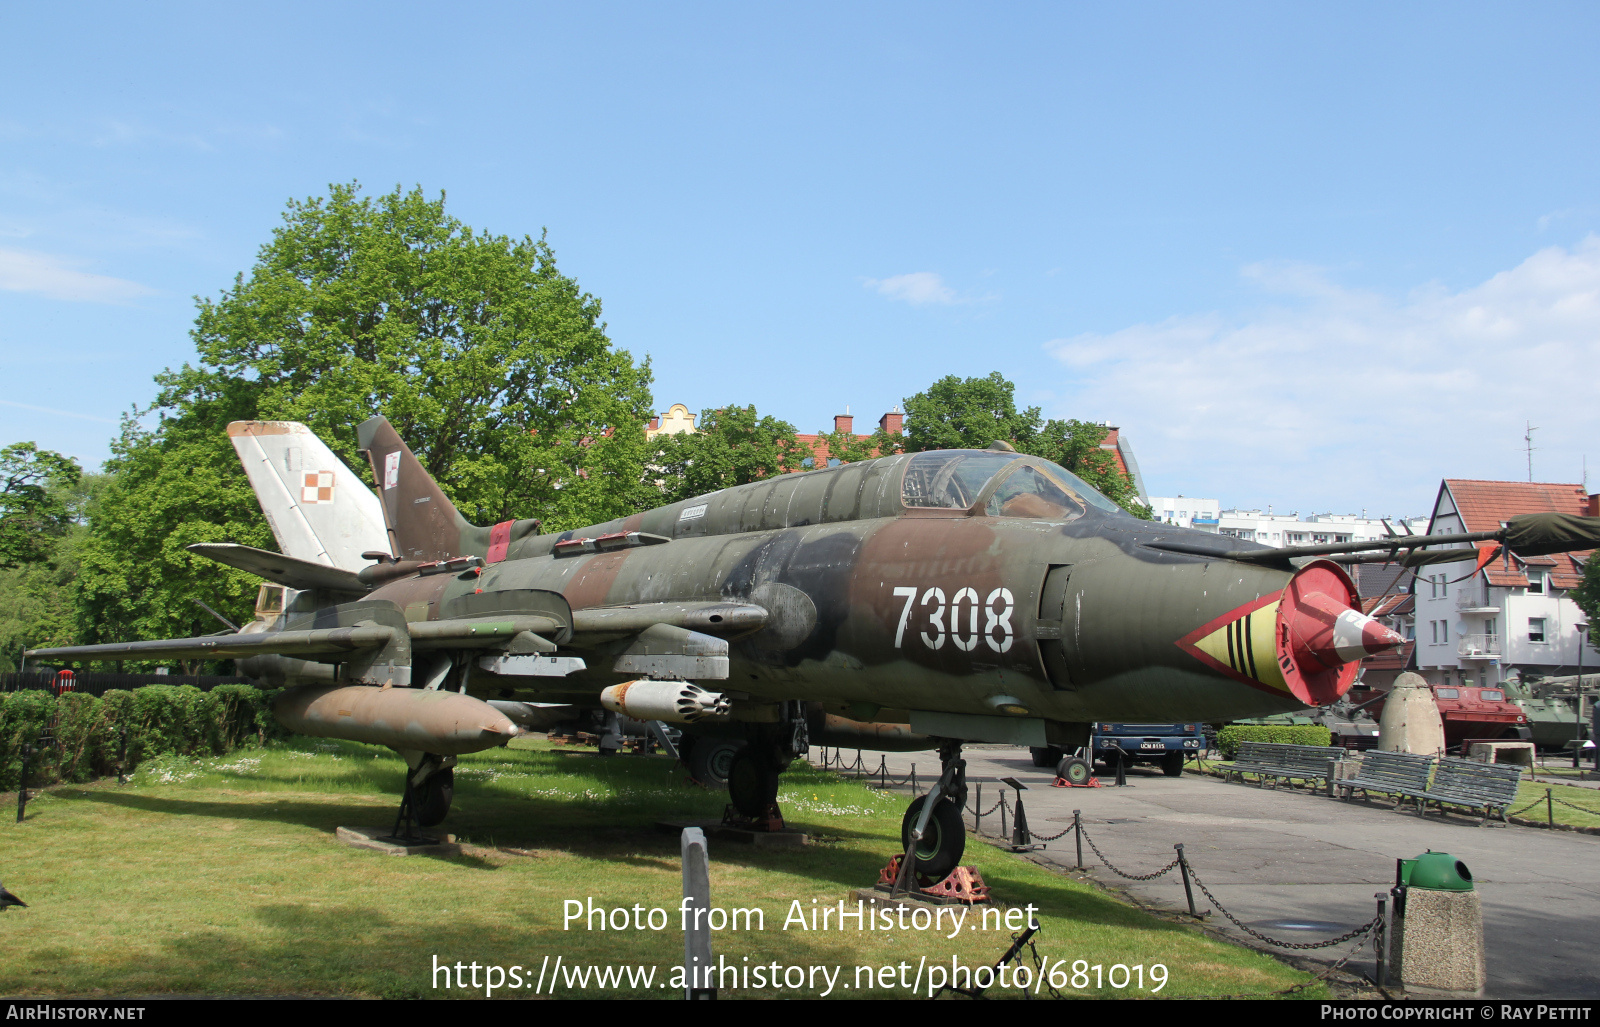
xmin=3 ymin=2 xmax=1597 ymax=519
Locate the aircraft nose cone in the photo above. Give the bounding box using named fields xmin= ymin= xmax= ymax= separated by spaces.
xmin=1288 ymin=591 xmax=1404 ymax=667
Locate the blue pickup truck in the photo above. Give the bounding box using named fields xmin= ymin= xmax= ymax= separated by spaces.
xmin=1031 ymin=722 xmax=1206 ymax=778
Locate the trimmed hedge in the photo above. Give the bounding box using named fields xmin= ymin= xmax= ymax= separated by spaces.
xmin=1216 ymin=724 xmax=1333 ymax=760
xmin=0 ymin=684 xmax=284 ymax=791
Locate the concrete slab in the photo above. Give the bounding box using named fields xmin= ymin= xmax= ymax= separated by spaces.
xmin=336 ymin=825 xmax=462 ymax=857
xmin=654 ymin=820 xmax=810 ymax=848
xmin=839 ymin=745 xmax=1600 ymax=999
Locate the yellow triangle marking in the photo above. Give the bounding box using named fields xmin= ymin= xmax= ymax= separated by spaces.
xmin=1190 ymin=600 xmax=1291 ymax=694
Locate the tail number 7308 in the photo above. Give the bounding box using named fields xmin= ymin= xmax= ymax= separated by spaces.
xmin=892 ymin=585 xmax=1014 ymax=653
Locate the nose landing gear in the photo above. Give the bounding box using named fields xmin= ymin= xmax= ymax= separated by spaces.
xmin=893 ymin=740 xmax=969 ymax=887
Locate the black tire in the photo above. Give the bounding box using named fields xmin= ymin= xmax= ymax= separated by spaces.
xmin=1161 ymin=751 xmax=1185 ymax=777
xmin=686 ymin=739 xmax=744 ymax=790
xmin=727 ymin=746 xmax=780 ymax=817
xmin=900 ymin=796 xmax=966 ymax=879
xmin=1057 ymin=756 xmax=1092 ymax=786
xmin=413 ymin=768 xmax=454 ymax=827
xmin=1030 ymin=746 xmax=1064 ymax=768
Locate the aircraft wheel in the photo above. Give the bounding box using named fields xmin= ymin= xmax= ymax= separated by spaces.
xmin=1161 ymin=752 xmax=1185 ymax=777
xmin=1030 ymin=746 xmax=1063 ymax=768
xmin=413 ymin=768 xmax=454 ymax=827
xmin=687 ymin=739 xmax=744 ymax=790
xmin=900 ymin=796 xmax=965 ymax=879
xmin=1056 ymin=756 xmax=1092 ymax=786
xmin=727 ymin=746 xmax=780 ymax=817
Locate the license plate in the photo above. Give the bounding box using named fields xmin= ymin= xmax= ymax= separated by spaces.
xmin=1140 ymin=742 xmax=1164 ymax=750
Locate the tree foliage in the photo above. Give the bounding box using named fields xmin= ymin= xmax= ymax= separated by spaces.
xmin=1575 ymin=556 xmax=1600 ymax=628
xmin=901 ymin=372 xmax=1150 ymax=517
xmin=0 ymin=443 xmax=82 ymax=568
xmin=650 ymin=406 xmax=805 ymax=505
xmin=72 ymin=183 xmax=655 ymax=661
xmin=811 ymin=424 xmax=902 ymax=467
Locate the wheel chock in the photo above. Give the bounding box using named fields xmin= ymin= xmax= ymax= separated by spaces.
xmin=875 ymin=856 xmax=991 ymax=904
xmin=1052 ymin=775 xmax=1103 ymax=788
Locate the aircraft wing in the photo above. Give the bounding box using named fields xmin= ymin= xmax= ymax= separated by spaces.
xmin=26 ymin=626 xmax=397 ymax=663
xmin=188 ymin=543 xmax=368 ymax=593
xmin=1144 ymin=513 xmax=1600 ymax=566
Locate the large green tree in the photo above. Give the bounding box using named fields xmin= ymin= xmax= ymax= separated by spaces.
xmin=73 ymin=183 xmax=655 ymax=660
xmin=901 ymin=372 xmax=1150 ymax=516
xmin=0 ymin=454 xmax=95 ymax=671
xmin=650 ymin=406 xmax=806 ymax=505
xmin=1575 ymin=556 xmax=1600 ymax=628
xmin=0 ymin=443 xmax=82 ymax=568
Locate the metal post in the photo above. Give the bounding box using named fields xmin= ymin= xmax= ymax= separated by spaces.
xmin=879 ymin=756 xmax=888 ymax=789
xmin=973 ymin=783 xmax=983 ymax=834
xmin=117 ymin=723 xmax=129 ymax=785
xmin=1074 ymin=809 xmax=1084 ymax=870
xmin=1374 ymin=893 xmax=1388 ymax=988
xmin=16 ymin=744 xmax=31 ymax=823
xmin=910 ymin=765 xmax=917 ymax=793
xmin=1547 ymin=787 xmax=1554 ymax=827
xmin=681 ymin=827 xmax=715 ymax=999
xmin=1175 ymin=844 xmax=1199 ymax=917
xmin=1115 ymin=747 xmax=1127 ymax=787
xmin=999 ymin=792 xmax=1008 ymax=840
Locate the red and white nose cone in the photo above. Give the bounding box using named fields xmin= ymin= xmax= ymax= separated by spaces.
xmin=1278 ymin=560 xmax=1400 ymax=706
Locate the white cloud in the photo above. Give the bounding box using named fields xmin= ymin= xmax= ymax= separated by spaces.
xmin=1046 ymin=236 xmax=1600 ymax=514
xmin=865 ymin=271 xmax=957 ymax=306
xmin=0 ymin=248 xmax=154 ymax=303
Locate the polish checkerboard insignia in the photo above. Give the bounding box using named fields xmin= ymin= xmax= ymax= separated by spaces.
xmin=301 ymin=471 xmax=335 ymax=503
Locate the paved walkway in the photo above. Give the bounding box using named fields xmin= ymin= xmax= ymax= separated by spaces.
xmin=823 ymin=745 xmax=1600 ymax=999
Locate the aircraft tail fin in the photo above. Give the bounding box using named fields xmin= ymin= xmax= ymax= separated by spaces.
xmin=356 ymin=416 xmax=541 ymax=564
xmin=228 ymin=421 xmax=391 ymax=570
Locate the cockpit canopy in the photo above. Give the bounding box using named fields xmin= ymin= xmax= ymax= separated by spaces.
xmin=900 ymin=450 xmax=1123 ymax=520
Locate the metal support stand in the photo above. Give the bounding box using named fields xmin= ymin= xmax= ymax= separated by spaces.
xmin=1001 ymin=776 xmax=1042 ymax=852
xmin=1115 ymin=749 xmax=1128 ymax=787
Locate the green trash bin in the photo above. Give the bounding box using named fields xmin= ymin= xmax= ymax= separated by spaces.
xmin=1400 ymin=850 xmax=1474 ymax=891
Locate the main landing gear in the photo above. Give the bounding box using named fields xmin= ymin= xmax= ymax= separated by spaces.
xmin=388 ymin=752 xmax=456 ymax=840
xmin=724 ymin=702 xmax=810 ymax=823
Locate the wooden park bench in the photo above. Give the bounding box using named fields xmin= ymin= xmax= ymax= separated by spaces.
xmin=1337 ymin=750 xmax=1436 ymax=812
xmin=1415 ymin=756 xmax=1524 ymax=826
xmin=1227 ymin=741 xmax=1346 ymax=796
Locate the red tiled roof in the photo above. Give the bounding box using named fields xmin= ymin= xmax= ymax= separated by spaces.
xmin=1439 ymin=480 xmax=1593 ymax=589
xmin=1362 ymin=640 xmax=1415 ymax=672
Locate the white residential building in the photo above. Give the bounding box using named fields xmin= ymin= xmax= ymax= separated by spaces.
xmin=1411 ymin=479 xmax=1600 ymax=689
xmin=1151 ymin=500 xmax=1426 ymax=547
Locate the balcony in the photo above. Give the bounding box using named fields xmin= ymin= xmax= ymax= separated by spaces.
xmin=1456 ymin=587 xmax=1499 ymax=614
xmin=1457 ymin=633 xmax=1500 ymax=659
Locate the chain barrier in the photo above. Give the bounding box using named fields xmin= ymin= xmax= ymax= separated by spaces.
xmin=1506 ymin=796 xmax=1547 ymax=817
xmin=967 ymin=799 xmax=1002 ymax=817
xmin=1553 ymin=795 xmax=1600 ymax=815
xmin=1021 ymin=931 xmax=1065 ymax=1000
xmin=1076 ymin=823 xmax=1181 ymax=881
xmin=1185 ymin=865 xmax=1381 ymax=950
xmin=1028 ymin=824 xmax=1076 ymax=842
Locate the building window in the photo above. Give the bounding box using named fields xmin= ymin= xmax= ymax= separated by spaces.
xmin=1529 ymin=617 xmax=1546 ymax=643
xmin=1441 ymin=620 xmax=1448 ymax=643
xmin=1528 ymin=571 xmax=1545 ymax=595
xmin=1431 ymin=621 xmax=1438 ymax=644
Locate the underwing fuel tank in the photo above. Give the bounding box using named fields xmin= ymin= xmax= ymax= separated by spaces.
xmin=273 ymin=684 xmax=521 ymax=755
xmin=599 ymin=680 xmax=729 ymax=724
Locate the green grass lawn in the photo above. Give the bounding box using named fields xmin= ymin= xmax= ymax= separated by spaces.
xmin=0 ymin=737 xmax=1323 ymax=999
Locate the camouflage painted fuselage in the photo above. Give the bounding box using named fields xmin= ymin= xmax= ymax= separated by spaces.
xmin=366 ymin=450 xmax=1314 ymax=724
